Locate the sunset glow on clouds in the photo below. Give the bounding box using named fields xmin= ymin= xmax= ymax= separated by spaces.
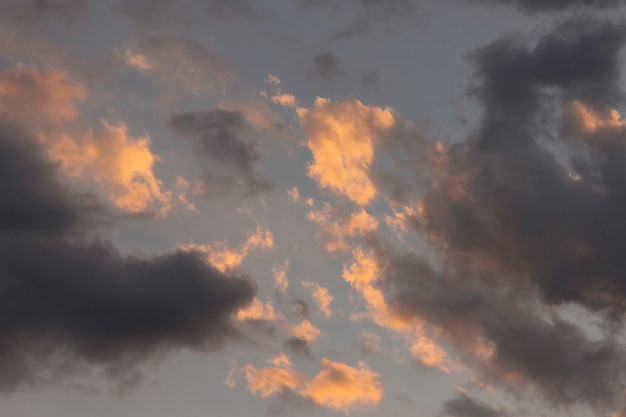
xmin=2 ymin=2 xmax=626 ymax=417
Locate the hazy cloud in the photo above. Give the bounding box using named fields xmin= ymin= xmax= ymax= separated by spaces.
xmin=168 ymin=108 xmax=274 ymax=198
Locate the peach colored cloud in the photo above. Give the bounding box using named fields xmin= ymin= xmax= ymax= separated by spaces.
xmin=307 ymin=204 xmax=379 ymax=252
xmin=235 ymin=356 xmax=384 ymax=413
xmin=301 ymin=359 xmax=383 ymax=413
xmin=343 ymin=248 xmax=452 ymax=372
xmin=181 ymin=224 xmax=274 ymax=272
xmin=236 ymin=298 xmax=280 ymax=322
xmin=244 ymin=363 xmax=304 ymax=398
xmin=0 ymin=64 xmax=171 ymax=215
xmin=297 ymin=97 xmax=394 ymax=205
xmin=0 ymin=63 xmax=86 ymax=128
xmin=48 ymin=120 xmax=171 ymax=214
xmin=273 ymin=259 xmax=290 ymax=294
xmin=289 ymin=319 xmax=322 ymax=342
xmin=562 ymin=100 xmax=626 ymax=150
xmin=302 ymin=281 xmax=333 ymax=319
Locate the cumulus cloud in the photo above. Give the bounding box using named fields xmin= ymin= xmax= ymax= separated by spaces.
xmin=123 ymin=34 xmax=233 ymax=95
xmin=0 ymin=64 xmax=171 ymax=215
xmin=363 ymin=18 xmax=626 ymax=411
xmin=237 ymin=356 xmax=384 ymax=413
xmin=410 ymin=18 xmax=626 ymax=317
xmin=297 ymin=97 xmax=394 ymax=205
xmin=168 ymin=108 xmax=274 ymax=199
xmin=0 ymin=122 xmax=256 ymax=391
xmin=48 ymin=120 xmax=171 ymax=215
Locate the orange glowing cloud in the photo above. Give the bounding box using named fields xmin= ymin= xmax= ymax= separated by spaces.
xmin=47 ymin=120 xmax=171 ymax=215
xmin=273 ymin=259 xmax=290 ymax=294
xmin=181 ymin=224 xmax=274 ymax=272
xmin=297 ymin=97 xmax=394 ymax=205
xmin=307 ymin=204 xmax=379 ymax=252
xmin=243 ymin=363 xmax=304 ymax=398
xmin=235 ymin=356 xmax=384 ymax=413
xmin=302 ymin=281 xmax=334 ymax=319
xmin=563 ymin=100 xmax=626 ymax=150
xmin=236 ymin=298 xmax=280 ymax=322
xmin=289 ymin=319 xmax=322 ymax=342
xmin=0 ymin=64 xmax=172 ymax=215
xmin=301 ymin=359 xmax=384 ymax=413
xmin=0 ymin=63 xmax=86 ymax=128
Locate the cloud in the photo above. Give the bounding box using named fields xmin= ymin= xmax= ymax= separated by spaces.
xmin=359 ymin=331 xmax=382 ymax=354
xmin=168 ymin=108 xmax=274 ymax=199
xmin=47 ymin=120 xmax=172 ymax=215
xmin=0 ymin=63 xmax=87 ymax=128
xmin=123 ymin=34 xmax=233 ymax=95
xmin=236 ymin=298 xmax=280 ymax=322
xmin=409 ymin=18 xmax=626 ymax=317
xmin=441 ymin=392 xmax=507 ymax=417
xmin=239 ymin=357 xmax=384 ymax=413
xmin=180 ymin=224 xmax=275 ymax=272
xmin=307 ymin=204 xmax=379 ymax=252
xmin=464 ymin=0 xmax=620 ymax=14
xmin=0 ymin=122 xmax=256 ymax=391
xmin=297 ymin=97 xmax=394 ymax=205
xmin=302 ymin=281 xmax=334 ymax=318
xmin=301 ymin=358 xmax=383 ymax=413
xmin=244 ymin=363 xmax=305 ymax=399
xmin=289 ymin=319 xmax=322 ymax=343
xmin=384 ymin=252 xmax=626 ymax=408
xmin=0 ymin=64 xmax=171 ymax=215
xmin=285 ymin=337 xmax=312 ymax=357
xmin=273 ymin=259 xmax=290 ymax=294
xmin=308 ymin=52 xmax=345 ymax=81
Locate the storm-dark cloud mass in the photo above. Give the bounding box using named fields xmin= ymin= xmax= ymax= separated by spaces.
xmin=408 ymin=18 xmax=626 ymax=316
xmin=377 ymin=16 xmax=626 ymax=411
xmin=168 ymin=109 xmax=274 ymax=198
xmin=0 ymin=123 xmax=256 ymax=390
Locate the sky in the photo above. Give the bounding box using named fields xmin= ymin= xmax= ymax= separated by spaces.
xmin=0 ymin=0 xmax=626 ymax=416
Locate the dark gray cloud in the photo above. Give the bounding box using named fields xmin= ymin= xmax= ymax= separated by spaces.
xmin=376 ymin=17 xmax=626 ymax=410
xmin=292 ymin=299 xmax=310 ymax=319
xmin=464 ymin=0 xmax=620 ymax=14
xmin=308 ymin=52 xmax=345 ymax=81
xmin=0 ymin=122 xmax=256 ymax=391
xmin=285 ymin=337 xmax=311 ymax=357
xmin=409 ymin=18 xmax=626 ymax=316
xmin=384 ymin=253 xmax=626 ymax=408
xmin=441 ymin=392 xmax=506 ymax=417
xmin=168 ymin=109 xmax=274 ymax=199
